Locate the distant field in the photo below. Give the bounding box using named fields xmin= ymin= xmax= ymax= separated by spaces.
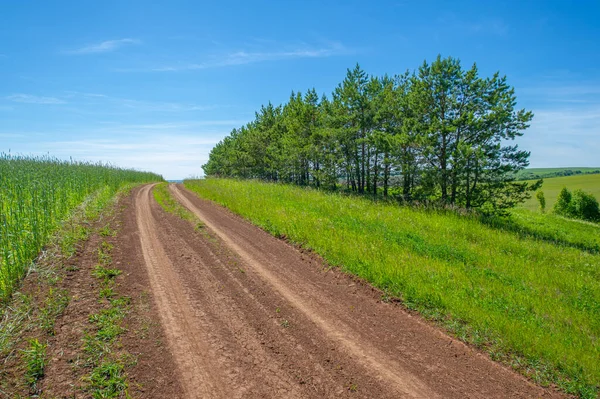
xmin=186 ymin=178 xmax=600 ymax=397
xmin=521 ymin=173 xmax=600 ymax=212
xmin=517 ymin=167 xmax=600 ymax=180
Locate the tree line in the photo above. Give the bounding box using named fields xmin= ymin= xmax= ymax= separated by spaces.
xmin=203 ymin=55 xmax=541 ymax=214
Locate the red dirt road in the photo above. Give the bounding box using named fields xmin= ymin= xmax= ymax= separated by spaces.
xmin=130 ymin=183 xmax=563 ymax=398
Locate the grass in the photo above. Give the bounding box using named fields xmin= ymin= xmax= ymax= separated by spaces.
xmin=152 ymin=182 xmax=196 ymax=222
xmin=486 ymin=208 xmax=600 ymax=253
xmin=0 ymin=154 xmax=162 ymax=302
xmin=522 ymin=173 xmax=600 ymax=212
xmin=185 ymin=178 xmax=600 ymax=398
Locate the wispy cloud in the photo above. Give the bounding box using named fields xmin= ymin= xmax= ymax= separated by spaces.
xmin=6 ymin=94 xmax=66 ymax=104
xmin=64 ymin=38 xmax=141 ymax=54
xmin=522 ymin=105 xmax=600 ymax=167
xmin=59 ymin=91 xmax=218 ymax=113
xmin=135 ymin=41 xmax=350 ymax=72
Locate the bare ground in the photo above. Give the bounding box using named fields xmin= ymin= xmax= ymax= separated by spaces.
xmin=125 ymin=183 xmax=565 ymax=399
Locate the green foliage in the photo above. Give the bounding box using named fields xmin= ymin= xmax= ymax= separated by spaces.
xmin=554 ymin=187 xmax=573 ymax=216
xmin=23 ymin=338 xmax=47 ymax=389
xmin=203 ymin=56 xmax=538 ymax=214
xmin=186 ymin=178 xmax=600 ymax=397
xmin=571 ymin=190 xmax=600 ymax=222
xmin=554 ymin=187 xmax=600 ymax=222
xmin=88 ymin=361 xmax=128 ymax=399
xmin=0 ymin=154 xmax=162 ymax=301
xmin=536 ymin=191 xmax=546 ymax=213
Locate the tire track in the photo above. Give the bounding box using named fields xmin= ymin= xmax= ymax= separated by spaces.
xmin=170 ymin=184 xmax=438 ymax=398
xmin=135 ymin=184 xmax=229 ymax=399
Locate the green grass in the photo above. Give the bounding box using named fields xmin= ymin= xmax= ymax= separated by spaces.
xmin=522 ymin=174 xmax=600 ymax=212
xmin=487 ymin=208 xmax=600 ymax=253
xmin=185 ymin=178 xmax=600 ymax=398
xmin=152 ymin=182 xmax=196 ymax=222
xmin=0 ymin=154 xmax=162 ymax=302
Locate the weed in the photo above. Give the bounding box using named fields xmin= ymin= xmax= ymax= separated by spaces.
xmin=23 ymin=338 xmax=47 ymax=389
xmin=99 ymin=225 xmax=117 ymax=237
xmin=92 ymin=265 xmax=122 ymax=281
xmin=88 ymin=360 xmax=129 ymax=398
xmin=39 ymin=287 xmax=70 ymax=335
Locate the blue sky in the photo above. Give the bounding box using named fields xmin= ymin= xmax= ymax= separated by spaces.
xmin=1 ymin=0 xmax=599 ymax=179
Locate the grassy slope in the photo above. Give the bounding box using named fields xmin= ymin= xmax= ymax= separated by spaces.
xmin=185 ymin=178 xmax=600 ymax=398
xmin=522 ymin=174 xmax=600 ymax=212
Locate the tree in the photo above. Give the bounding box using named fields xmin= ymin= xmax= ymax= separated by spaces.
xmin=554 ymin=187 xmax=572 ymax=216
xmin=202 ymin=57 xmax=538 ymax=215
xmin=536 ymin=191 xmax=546 ymax=213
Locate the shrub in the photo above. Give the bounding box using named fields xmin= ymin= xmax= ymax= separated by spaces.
xmin=571 ymin=189 xmax=600 ymax=222
xmin=553 ymin=187 xmax=600 ymax=222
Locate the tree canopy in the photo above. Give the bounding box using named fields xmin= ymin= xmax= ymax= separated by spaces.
xmin=203 ymin=55 xmax=540 ymax=214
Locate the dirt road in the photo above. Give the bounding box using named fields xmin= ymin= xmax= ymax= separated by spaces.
xmin=130 ymin=183 xmax=562 ymax=398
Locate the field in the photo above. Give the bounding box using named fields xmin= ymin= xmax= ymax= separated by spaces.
xmin=521 ymin=173 xmax=600 ymax=212
xmin=517 ymin=167 xmax=600 ymax=180
xmin=185 ymin=178 xmax=600 ymax=397
xmin=0 ymin=154 xmax=162 ymax=301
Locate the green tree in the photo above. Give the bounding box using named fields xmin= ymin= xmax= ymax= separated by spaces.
xmin=571 ymin=189 xmax=600 ymax=222
xmin=554 ymin=187 xmax=573 ymax=216
xmin=536 ymin=191 xmax=546 ymax=213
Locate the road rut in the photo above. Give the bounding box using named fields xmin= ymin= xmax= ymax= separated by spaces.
xmin=131 ymin=183 xmax=563 ymax=398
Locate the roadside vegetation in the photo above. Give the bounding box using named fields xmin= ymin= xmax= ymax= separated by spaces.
xmin=0 ymin=154 xmax=162 ymax=301
xmin=185 ymin=178 xmax=600 ymax=398
xmin=0 ymin=183 xmax=136 ymax=396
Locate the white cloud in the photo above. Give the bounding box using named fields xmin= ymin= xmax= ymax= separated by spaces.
xmin=522 ymin=106 xmax=600 ymax=167
xmin=6 ymin=94 xmax=66 ymax=104
xmin=65 ymin=38 xmax=141 ymax=54
xmin=1 ymin=119 xmax=244 ymax=180
xmin=40 ymin=133 xmax=223 ymax=179
xmin=144 ymin=41 xmax=350 ymax=72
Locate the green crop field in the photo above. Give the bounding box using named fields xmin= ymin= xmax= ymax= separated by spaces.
xmin=0 ymin=154 xmax=162 ymax=301
xmin=522 ymin=173 xmax=600 ymax=212
xmin=185 ymin=178 xmax=600 ymax=397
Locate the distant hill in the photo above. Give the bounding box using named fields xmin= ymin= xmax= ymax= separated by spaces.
xmin=517 ymin=167 xmax=600 ymax=180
